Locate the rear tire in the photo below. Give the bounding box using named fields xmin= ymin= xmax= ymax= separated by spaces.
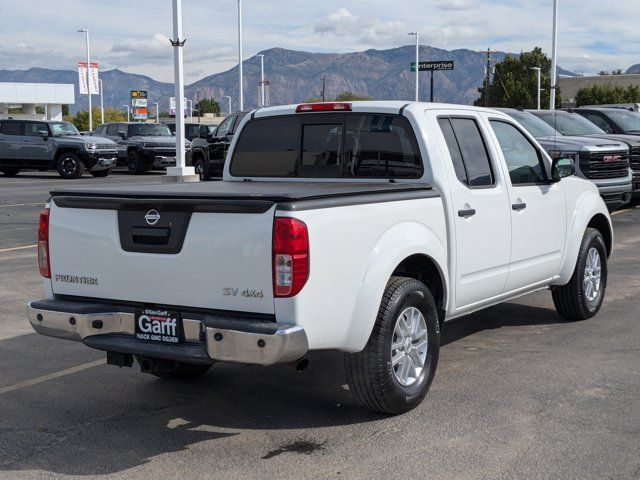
xmin=57 ymin=152 xmax=85 ymax=179
xmin=90 ymin=167 xmax=113 ymax=178
xmin=552 ymin=228 xmax=607 ymax=320
xmin=0 ymin=168 xmax=20 ymax=176
xmin=344 ymin=276 xmax=440 ymax=414
xmin=127 ymin=150 xmax=145 ymax=175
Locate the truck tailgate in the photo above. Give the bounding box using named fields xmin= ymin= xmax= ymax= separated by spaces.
xmin=48 ymin=195 xmax=276 ymax=314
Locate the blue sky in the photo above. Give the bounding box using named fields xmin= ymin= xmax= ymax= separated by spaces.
xmin=1 ymin=0 xmax=638 ymax=82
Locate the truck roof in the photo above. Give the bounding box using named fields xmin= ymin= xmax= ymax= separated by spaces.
xmin=252 ymin=101 xmax=506 ymax=119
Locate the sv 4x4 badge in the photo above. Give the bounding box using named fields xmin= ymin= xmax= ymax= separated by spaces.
xmin=222 ymin=288 xmax=264 ymax=298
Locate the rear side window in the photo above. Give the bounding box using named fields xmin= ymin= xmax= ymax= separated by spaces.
xmin=106 ymin=124 xmax=119 ymax=136
xmin=231 ymin=116 xmax=300 ymax=177
xmin=0 ymin=122 xmax=22 ymax=136
xmin=230 ymin=113 xmax=423 ymax=178
xmin=438 ymin=117 xmax=494 ymax=187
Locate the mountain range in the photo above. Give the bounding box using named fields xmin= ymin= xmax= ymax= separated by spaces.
xmin=0 ymin=46 xmax=579 ymax=114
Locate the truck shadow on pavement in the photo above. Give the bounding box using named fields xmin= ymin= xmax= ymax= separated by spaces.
xmin=0 ymin=301 xmax=563 ymax=476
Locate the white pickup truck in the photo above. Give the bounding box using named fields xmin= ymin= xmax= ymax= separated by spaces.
xmin=28 ymin=102 xmax=612 ymax=414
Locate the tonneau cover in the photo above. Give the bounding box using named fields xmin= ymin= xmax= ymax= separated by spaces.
xmin=50 ymin=180 xmax=434 ymax=203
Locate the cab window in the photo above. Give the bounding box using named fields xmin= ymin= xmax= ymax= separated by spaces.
xmin=0 ymin=122 xmax=22 ymax=136
xmin=438 ymin=117 xmax=495 ymax=187
xmin=490 ymin=120 xmax=547 ymax=185
xmin=215 ymin=116 xmax=234 ymax=138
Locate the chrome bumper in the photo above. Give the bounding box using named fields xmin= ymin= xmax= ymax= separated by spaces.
xmin=27 ymin=300 xmax=308 ymax=366
xmin=90 ymin=157 xmax=116 ymax=171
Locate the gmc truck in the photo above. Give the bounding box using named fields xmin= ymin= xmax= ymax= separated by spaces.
xmin=28 ymin=102 xmax=612 ymax=414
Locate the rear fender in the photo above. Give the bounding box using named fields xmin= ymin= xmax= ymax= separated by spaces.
xmin=344 ymin=221 xmax=448 ymax=352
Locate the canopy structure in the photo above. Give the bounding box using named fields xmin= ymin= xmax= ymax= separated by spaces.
xmin=0 ymin=82 xmax=75 ymax=121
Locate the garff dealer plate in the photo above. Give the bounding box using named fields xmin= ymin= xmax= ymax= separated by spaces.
xmin=135 ymin=308 xmax=183 ymax=344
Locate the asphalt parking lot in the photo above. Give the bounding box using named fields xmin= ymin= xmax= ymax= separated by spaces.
xmin=0 ymin=171 xmax=639 ymax=480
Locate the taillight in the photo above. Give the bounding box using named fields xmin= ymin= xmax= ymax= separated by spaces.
xmin=295 ymin=102 xmax=352 ymax=113
xmin=38 ymin=207 xmax=51 ymax=278
xmin=273 ymin=217 xmax=309 ymax=297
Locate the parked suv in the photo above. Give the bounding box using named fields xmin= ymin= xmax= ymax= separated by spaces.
xmin=497 ymin=109 xmax=632 ymax=209
xmin=532 ymin=109 xmax=640 ymax=199
xmin=190 ymin=112 xmax=247 ymax=180
xmin=93 ymin=122 xmax=191 ymax=174
xmin=0 ymin=120 xmax=117 ymax=179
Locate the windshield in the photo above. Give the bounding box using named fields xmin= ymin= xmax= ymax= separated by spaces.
xmin=128 ymin=124 xmax=172 ymax=137
xmin=509 ymin=112 xmax=559 ymax=137
xmin=535 ymin=111 xmax=605 ymax=136
xmin=50 ymin=122 xmax=80 ymax=136
xmin=606 ymin=110 xmax=640 ymax=132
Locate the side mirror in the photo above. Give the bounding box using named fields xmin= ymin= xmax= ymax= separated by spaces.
xmin=118 ymin=131 xmax=127 ymax=140
xmin=38 ymin=130 xmax=49 ymax=139
xmin=551 ymin=157 xmax=575 ymax=182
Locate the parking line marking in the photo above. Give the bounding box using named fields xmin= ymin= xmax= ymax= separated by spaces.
xmin=0 ymin=203 xmax=43 ymax=208
xmin=0 ymin=359 xmax=106 ymax=395
xmin=0 ymin=244 xmax=37 ymax=254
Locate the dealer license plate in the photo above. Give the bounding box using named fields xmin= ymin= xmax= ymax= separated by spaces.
xmin=135 ymin=308 xmax=183 ymax=344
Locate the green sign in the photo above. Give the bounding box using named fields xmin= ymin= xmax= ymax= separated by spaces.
xmin=410 ymin=61 xmax=455 ymax=72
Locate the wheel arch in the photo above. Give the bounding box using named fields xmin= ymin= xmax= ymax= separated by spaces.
xmin=555 ymin=191 xmax=613 ymax=285
xmin=391 ymin=254 xmax=447 ymax=329
xmin=54 ymin=147 xmax=81 ymax=164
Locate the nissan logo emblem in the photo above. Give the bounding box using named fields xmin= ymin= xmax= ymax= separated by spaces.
xmin=145 ymin=210 xmax=161 ymax=226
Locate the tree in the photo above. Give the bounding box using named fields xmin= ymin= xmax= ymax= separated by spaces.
xmin=576 ymin=84 xmax=640 ymax=106
xmin=598 ymin=69 xmax=624 ymax=76
xmin=474 ymin=47 xmax=561 ymax=109
xmin=195 ymin=98 xmax=221 ymax=116
xmin=334 ymin=91 xmax=372 ymax=101
xmin=69 ymin=107 xmax=126 ymax=131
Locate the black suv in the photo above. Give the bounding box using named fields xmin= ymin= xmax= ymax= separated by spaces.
xmin=0 ymin=120 xmax=117 ymax=179
xmin=190 ymin=112 xmax=247 ymax=180
xmin=572 ymin=107 xmax=640 ymax=136
xmin=164 ymin=122 xmax=214 ymax=141
xmin=93 ymin=122 xmax=191 ymax=174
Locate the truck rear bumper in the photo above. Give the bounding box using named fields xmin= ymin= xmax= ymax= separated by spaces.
xmin=27 ymin=299 xmax=308 ymax=366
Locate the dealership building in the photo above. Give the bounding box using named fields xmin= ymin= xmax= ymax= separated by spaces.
xmin=559 ymin=74 xmax=640 ymax=106
xmin=0 ymin=82 xmax=74 ymax=121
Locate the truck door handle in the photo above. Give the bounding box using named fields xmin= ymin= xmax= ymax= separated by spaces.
xmin=458 ymin=208 xmax=476 ymax=218
xmin=512 ymin=202 xmax=527 ymax=211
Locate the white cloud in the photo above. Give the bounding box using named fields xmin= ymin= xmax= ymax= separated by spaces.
xmin=434 ymin=0 xmax=476 ymax=11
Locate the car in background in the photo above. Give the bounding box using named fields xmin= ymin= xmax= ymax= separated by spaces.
xmin=164 ymin=122 xmax=214 ymax=141
xmin=497 ymin=109 xmax=632 ymax=209
xmin=531 ymin=109 xmax=640 ymax=199
xmin=572 ymin=107 xmax=640 ymax=136
xmin=579 ymin=103 xmax=640 ymax=113
xmin=0 ymin=119 xmax=117 ymax=179
xmin=93 ymin=122 xmax=191 ymax=174
xmin=190 ymin=112 xmax=247 ymax=180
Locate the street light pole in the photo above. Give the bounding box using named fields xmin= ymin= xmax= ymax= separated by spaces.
xmin=531 ymin=67 xmax=542 ymax=110
xmin=224 ymin=95 xmax=232 ymax=115
xmin=550 ymin=0 xmax=559 ymax=110
xmin=187 ymin=99 xmax=193 ymax=119
xmin=123 ymin=105 xmax=130 ymax=122
xmin=237 ymin=0 xmax=244 ymax=111
xmin=167 ymin=0 xmax=195 ymax=178
xmin=153 ymin=102 xmax=159 ymax=123
xmin=408 ymin=32 xmax=419 ymax=101
xmin=258 ymin=54 xmax=265 ymax=107
xmin=77 ymin=29 xmax=92 ymax=131
xmin=99 ymin=78 xmax=104 ymax=124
